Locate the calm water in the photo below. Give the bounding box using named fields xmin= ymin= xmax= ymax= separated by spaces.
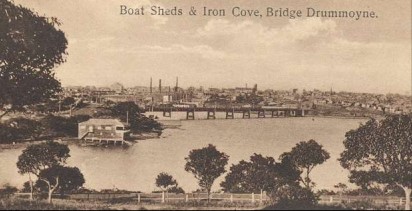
xmin=0 ymin=117 xmax=366 ymax=193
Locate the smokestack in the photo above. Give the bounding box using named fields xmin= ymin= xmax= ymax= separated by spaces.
xmin=175 ymin=77 xmax=178 ymax=92
xmin=150 ymin=77 xmax=152 ymax=94
xmin=159 ymin=79 xmax=162 ymax=93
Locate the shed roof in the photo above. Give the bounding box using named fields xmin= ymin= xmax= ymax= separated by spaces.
xmin=79 ymin=118 xmax=128 ymax=126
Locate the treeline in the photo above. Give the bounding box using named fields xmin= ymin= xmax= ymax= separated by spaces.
xmin=0 ymin=115 xmax=90 ymax=144
xmin=0 ymin=101 xmax=162 ymax=144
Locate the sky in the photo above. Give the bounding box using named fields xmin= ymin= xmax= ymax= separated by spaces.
xmin=14 ymin=0 xmax=412 ymax=94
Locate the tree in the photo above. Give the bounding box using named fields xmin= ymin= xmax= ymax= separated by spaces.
xmin=220 ymin=153 xmax=301 ymax=194
xmin=155 ymin=172 xmax=185 ymax=195
xmin=185 ymin=144 xmax=229 ymax=202
xmin=40 ymin=114 xmax=90 ymax=137
xmin=111 ymin=101 xmax=142 ymax=117
xmin=280 ymin=139 xmax=330 ymax=189
xmin=0 ymin=0 xmax=68 ymax=119
xmin=155 ymin=172 xmax=178 ymax=191
xmin=16 ymin=141 xmax=70 ymax=201
xmin=6 ymin=117 xmax=43 ymax=140
xmin=110 ymin=101 xmax=162 ymax=133
xmin=339 ymin=115 xmax=412 ymax=210
xmin=36 ymin=165 xmax=85 ymax=201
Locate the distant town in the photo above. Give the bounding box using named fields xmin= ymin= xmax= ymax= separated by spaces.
xmin=59 ymin=77 xmax=412 ymax=118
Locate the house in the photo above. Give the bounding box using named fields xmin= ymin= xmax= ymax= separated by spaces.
xmin=78 ymin=119 xmax=130 ymax=144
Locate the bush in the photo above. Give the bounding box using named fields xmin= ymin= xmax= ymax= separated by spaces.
xmin=268 ymin=184 xmax=319 ymax=209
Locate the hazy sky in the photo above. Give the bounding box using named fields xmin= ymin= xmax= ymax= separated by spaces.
xmin=14 ymin=0 xmax=412 ymax=94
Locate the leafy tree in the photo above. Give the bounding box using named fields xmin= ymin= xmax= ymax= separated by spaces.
xmin=0 ymin=118 xmax=43 ymax=143
xmin=155 ymin=172 xmax=185 ymax=194
xmin=339 ymin=115 xmax=412 ymax=210
xmin=61 ymin=97 xmax=75 ymax=107
xmin=36 ymin=165 xmax=85 ymax=200
xmin=185 ymin=144 xmax=229 ymax=202
xmin=0 ymin=123 xmax=19 ymax=143
xmin=155 ymin=172 xmax=178 ymax=191
xmin=6 ymin=117 xmax=43 ymax=140
xmin=40 ymin=114 xmax=90 ymax=137
xmin=220 ymin=153 xmax=301 ymax=194
xmin=110 ymin=101 xmax=162 ymax=133
xmin=0 ymin=0 xmax=68 ymax=119
xmin=280 ymin=139 xmax=330 ymax=189
xmin=111 ymin=101 xmax=142 ymax=117
xmin=16 ymin=141 xmax=70 ymax=201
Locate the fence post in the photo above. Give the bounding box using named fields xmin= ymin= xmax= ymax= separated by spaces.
xmin=400 ymin=197 xmax=403 ymax=206
xmin=329 ymin=196 xmax=333 ymax=203
xmin=161 ymin=191 xmax=165 ymax=203
xmin=252 ymin=193 xmax=255 ymax=203
xmin=230 ymin=194 xmax=233 ymax=203
xmin=185 ymin=194 xmax=189 ymax=203
xmin=138 ymin=193 xmax=141 ymax=203
xmin=260 ymin=189 xmax=263 ymax=204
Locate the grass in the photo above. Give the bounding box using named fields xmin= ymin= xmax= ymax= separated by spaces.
xmin=0 ymin=198 xmax=110 ymax=210
xmin=2 ymin=197 xmax=405 ymax=210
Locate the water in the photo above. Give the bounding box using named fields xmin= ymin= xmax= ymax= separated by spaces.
xmin=0 ymin=117 xmax=366 ymax=193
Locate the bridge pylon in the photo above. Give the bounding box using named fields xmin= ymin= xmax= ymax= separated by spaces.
xmin=226 ymin=108 xmax=235 ymax=119
xmin=242 ymin=110 xmax=251 ymax=119
xmin=207 ymin=109 xmax=216 ymax=119
xmin=186 ymin=109 xmax=195 ymax=120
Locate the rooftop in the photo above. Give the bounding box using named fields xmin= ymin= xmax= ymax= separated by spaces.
xmin=79 ymin=118 xmax=128 ymax=126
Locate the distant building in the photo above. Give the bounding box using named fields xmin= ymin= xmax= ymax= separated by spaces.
xmin=110 ymin=83 xmax=124 ymax=94
xmin=78 ymin=119 xmax=130 ymax=143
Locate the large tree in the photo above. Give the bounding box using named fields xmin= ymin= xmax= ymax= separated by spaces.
xmin=220 ymin=153 xmax=301 ymax=194
xmin=0 ymin=0 xmax=67 ymax=119
xmin=16 ymin=141 xmax=70 ymax=201
xmin=280 ymin=139 xmax=330 ymax=189
xmin=185 ymin=144 xmax=229 ymax=202
xmin=339 ymin=115 xmax=412 ymax=210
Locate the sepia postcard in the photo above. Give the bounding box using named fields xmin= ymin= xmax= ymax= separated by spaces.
xmin=0 ymin=0 xmax=411 ymax=210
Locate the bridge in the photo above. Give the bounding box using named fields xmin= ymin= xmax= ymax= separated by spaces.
xmin=146 ymin=106 xmax=309 ymax=120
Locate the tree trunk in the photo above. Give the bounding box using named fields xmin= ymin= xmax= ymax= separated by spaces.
xmin=303 ymin=168 xmax=311 ymax=189
xmin=207 ymin=188 xmax=211 ymax=203
xmin=42 ymin=176 xmax=59 ymax=204
xmin=404 ymin=187 xmax=411 ymax=211
xmin=48 ymin=190 xmax=53 ymax=204
xmin=28 ymin=173 xmax=34 ymax=201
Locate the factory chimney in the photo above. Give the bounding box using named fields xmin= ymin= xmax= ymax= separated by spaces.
xmin=150 ymin=77 xmax=152 ymax=94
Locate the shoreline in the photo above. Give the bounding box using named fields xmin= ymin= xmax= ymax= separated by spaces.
xmin=0 ymin=115 xmax=370 ymax=150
